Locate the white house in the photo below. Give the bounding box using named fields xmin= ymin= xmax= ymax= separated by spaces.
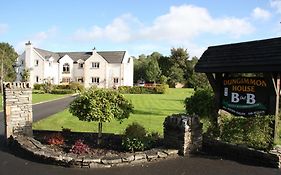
xmin=16 ymin=41 xmax=134 ymax=88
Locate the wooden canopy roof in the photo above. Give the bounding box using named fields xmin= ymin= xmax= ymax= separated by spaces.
xmin=195 ymin=37 xmax=281 ymax=73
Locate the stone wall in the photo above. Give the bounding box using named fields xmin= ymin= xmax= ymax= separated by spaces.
xmin=163 ymin=114 xmax=203 ymax=156
xmin=203 ymin=138 xmax=281 ymax=168
xmin=3 ymin=82 xmax=33 ymax=138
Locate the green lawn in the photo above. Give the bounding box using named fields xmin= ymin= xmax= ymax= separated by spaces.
xmin=0 ymin=93 xmax=71 ymax=111
xmin=33 ymin=88 xmax=194 ymax=135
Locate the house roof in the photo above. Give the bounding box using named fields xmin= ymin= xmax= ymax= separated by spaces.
xmin=34 ymin=48 xmax=126 ymax=63
xmin=195 ymin=37 xmax=281 ymax=73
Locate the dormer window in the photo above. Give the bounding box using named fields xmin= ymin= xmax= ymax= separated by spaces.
xmin=78 ymin=62 xmax=84 ymax=69
xmin=91 ymin=62 xmax=100 ymax=69
xmin=63 ymin=63 xmax=70 ymax=73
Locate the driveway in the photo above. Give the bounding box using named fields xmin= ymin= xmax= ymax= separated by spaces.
xmin=0 ymin=96 xmax=280 ymax=175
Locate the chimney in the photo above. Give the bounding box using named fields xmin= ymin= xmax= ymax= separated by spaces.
xmin=92 ymin=47 xmax=96 ymax=55
xmin=25 ymin=41 xmax=32 ymax=46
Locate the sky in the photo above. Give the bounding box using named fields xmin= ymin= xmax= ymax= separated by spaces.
xmin=1 ymin=0 xmax=281 ymax=58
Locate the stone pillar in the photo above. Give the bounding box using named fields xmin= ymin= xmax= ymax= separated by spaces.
xmin=3 ymin=82 xmax=33 ymax=138
xmin=163 ymin=114 xmax=203 ymax=156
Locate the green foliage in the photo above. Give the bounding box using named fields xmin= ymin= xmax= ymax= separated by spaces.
xmin=42 ymin=82 xmax=54 ymax=93
xmin=122 ymin=122 xmax=161 ymax=152
xmin=0 ymin=42 xmax=18 ymax=82
xmin=50 ymin=89 xmax=75 ymax=94
xmin=188 ymin=72 xmax=211 ymax=90
xmin=32 ymin=90 xmax=45 ymax=94
xmin=220 ymin=115 xmax=274 ymax=151
xmin=69 ymin=82 xmax=85 ymax=92
xmin=159 ymin=75 xmax=168 ymax=84
xmin=33 ymin=83 xmax=44 ymax=90
xmin=155 ymin=84 xmax=169 ymax=94
xmin=124 ymin=122 xmax=147 ymax=138
xmin=167 ymin=66 xmax=185 ymax=87
xmin=21 ymin=68 xmax=30 ymax=82
xmin=145 ymin=57 xmax=161 ymax=83
xmin=118 ymin=84 xmax=168 ymax=94
xmin=69 ymin=88 xmax=133 ymax=123
xmin=185 ymin=88 xmax=215 ymax=119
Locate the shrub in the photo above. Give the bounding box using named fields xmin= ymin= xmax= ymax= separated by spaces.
xmin=70 ymin=139 xmax=90 ymax=154
xmin=185 ymin=88 xmax=215 ymax=119
xmin=33 ymin=83 xmax=44 ymax=90
xmin=32 ymin=90 xmax=45 ymax=94
xmin=69 ymin=82 xmax=85 ymax=92
xmin=124 ymin=122 xmax=147 ymax=138
xmin=118 ymin=85 xmax=168 ymax=94
xmin=122 ymin=137 xmax=145 ymax=152
xmin=50 ymin=89 xmax=75 ymax=94
xmin=42 ymin=82 xmax=54 ymax=93
xmin=46 ymin=133 xmax=64 ymax=145
xmin=220 ymin=115 xmax=274 ymax=151
xmin=155 ymin=84 xmax=169 ymax=94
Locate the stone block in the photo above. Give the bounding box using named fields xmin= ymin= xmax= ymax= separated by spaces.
xmin=158 ymin=151 xmax=168 ymax=158
xmin=101 ymin=156 xmax=122 ymax=164
xmin=122 ymin=154 xmax=135 ymax=162
xmin=134 ymin=153 xmax=146 ymax=160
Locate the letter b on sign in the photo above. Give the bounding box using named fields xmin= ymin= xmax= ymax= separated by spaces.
xmin=231 ymin=93 xmax=239 ymax=103
xmin=246 ymin=94 xmax=256 ymax=104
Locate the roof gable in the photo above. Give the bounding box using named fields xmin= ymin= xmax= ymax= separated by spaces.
xmin=195 ymin=37 xmax=281 ymax=73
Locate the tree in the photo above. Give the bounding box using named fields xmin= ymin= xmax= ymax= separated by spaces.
xmin=0 ymin=43 xmax=18 ymax=82
xmin=69 ymin=88 xmax=133 ymax=144
xmin=134 ymin=54 xmax=148 ymax=83
xmin=21 ymin=68 xmax=30 ymax=82
xmin=145 ymin=57 xmax=161 ymax=83
xmin=167 ymin=66 xmax=185 ymax=87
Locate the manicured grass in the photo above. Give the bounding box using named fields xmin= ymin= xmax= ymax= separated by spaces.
xmin=0 ymin=93 xmax=71 ymax=111
xmin=33 ymin=88 xmax=194 ymax=135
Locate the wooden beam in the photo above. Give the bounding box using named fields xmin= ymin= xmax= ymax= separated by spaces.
xmin=274 ymin=74 xmax=280 ymax=143
xmin=206 ymin=73 xmax=216 ymax=92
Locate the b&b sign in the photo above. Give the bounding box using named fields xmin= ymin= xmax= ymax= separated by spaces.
xmin=221 ymin=77 xmax=269 ymax=116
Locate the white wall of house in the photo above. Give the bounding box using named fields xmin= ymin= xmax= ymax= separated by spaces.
xmin=73 ymin=59 xmax=84 ymax=83
xmin=84 ymin=51 xmax=107 ymax=88
xmin=108 ymin=64 xmax=121 ymax=88
xmin=122 ymin=52 xmax=134 ymax=86
xmin=30 ymin=48 xmax=45 ymax=86
xmin=58 ymin=55 xmax=74 ymax=84
xmin=16 ymin=52 xmax=26 ymax=81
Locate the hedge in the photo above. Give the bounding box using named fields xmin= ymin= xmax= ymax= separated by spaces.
xmin=118 ymin=84 xmax=169 ymax=94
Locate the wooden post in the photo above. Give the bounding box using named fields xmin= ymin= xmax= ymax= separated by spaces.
xmin=274 ymin=74 xmax=280 ymax=143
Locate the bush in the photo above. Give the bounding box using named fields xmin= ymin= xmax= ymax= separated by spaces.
xmin=70 ymin=139 xmax=90 ymax=154
xmin=122 ymin=122 xmax=161 ymax=152
xmin=46 ymin=133 xmax=64 ymax=145
xmin=69 ymin=82 xmax=85 ymax=92
xmin=118 ymin=84 xmax=168 ymax=94
xmin=220 ymin=115 xmax=274 ymax=151
xmin=124 ymin=122 xmax=147 ymax=138
xmin=185 ymin=88 xmax=215 ymax=119
xmin=50 ymin=89 xmax=75 ymax=94
xmin=32 ymin=90 xmax=45 ymax=94
xmin=33 ymin=83 xmax=44 ymax=90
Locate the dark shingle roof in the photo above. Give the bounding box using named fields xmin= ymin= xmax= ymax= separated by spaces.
xmin=34 ymin=48 xmax=125 ymax=63
xmin=195 ymin=37 xmax=281 ymax=73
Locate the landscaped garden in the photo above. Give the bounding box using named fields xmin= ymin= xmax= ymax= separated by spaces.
xmin=33 ymin=88 xmax=193 ymax=135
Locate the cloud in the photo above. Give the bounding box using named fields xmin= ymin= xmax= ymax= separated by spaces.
xmin=0 ymin=24 xmax=8 ymax=35
xmin=72 ymin=5 xmax=254 ymax=44
xmin=251 ymin=7 xmax=271 ymax=20
xmin=15 ymin=26 xmax=58 ymax=53
xmin=140 ymin=5 xmax=254 ymax=41
xmin=73 ymin=14 xmax=141 ymax=42
xmin=270 ymin=0 xmax=281 ymax=13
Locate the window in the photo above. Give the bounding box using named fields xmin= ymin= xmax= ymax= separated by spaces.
xmin=35 ymin=60 xmax=39 ymax=66
xmin=63 ymin=63 xmax=70 ymax=73
xmin=35 ymin=76 xmax=39 ymax=83
xmin=91 ymin=62 xmax=100 ymax=69
xmin=78 ymin=63 xmax=84 ymax=69
xmin=21 ymin=60 xmax=24 ymax=65
xmin=77 ymin=77 xmax=84 ymax=83
xmin=113 ymin=77 xmax=119 ymax=84
xmin=62 ymin=77 xmax=71 ymax=83
xmin=91 ymin=77 xmax=100 ymax=84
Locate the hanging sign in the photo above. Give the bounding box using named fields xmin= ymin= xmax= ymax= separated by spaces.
xmin=221 ymin=77 xmax=269 ymax=116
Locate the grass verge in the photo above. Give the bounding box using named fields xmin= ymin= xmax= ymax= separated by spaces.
xmin=33 ymin=88 xmax=194 ymax=135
